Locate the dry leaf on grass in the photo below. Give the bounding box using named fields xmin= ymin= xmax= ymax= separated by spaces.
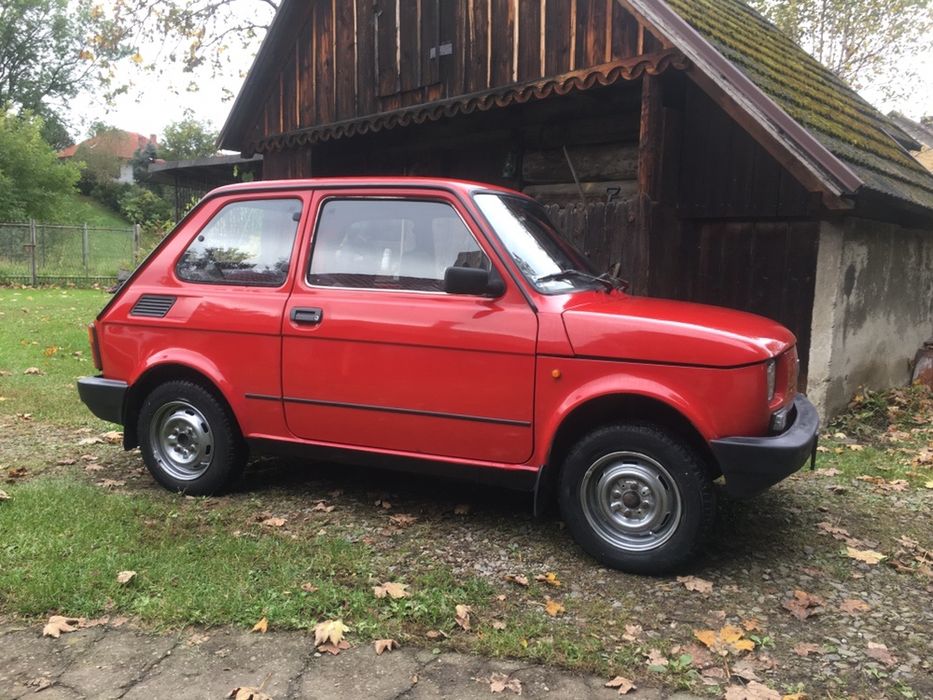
xmin=544 ymin=597 xmax=565 ymax=617
xmin=453 ymin=503 xmax=471 ymax=515
xmin=839 ymin=598 xmax=871 ymax=614
xmin=389 ymin=513 xmax=417 ymax=527
xmin=782 ymin=590 xmax=824 ymax=620
xmin=535 ymin=572 xmax=561 ymax=587
xmin=622 ymin=624 xmax=643 ymax=642
xmin=42 ymin=616 xmax=80 ymax=638
xmin=227 ymin=687 xmax=273 ymax=700
xmin=792 ymin=642 xmax=822 ymax=657
xmin=100 ymin=431 xmax=122 ymax=443
xmin=866 ymin=641 xmax=897 ymax=667
xmin=723 ymin=681 xmax=781 ymax=700
xmin=56 ymin=458 xmax=77 ymax=465
xmin=605 ymin=676 xmax=636 ymax=695
xmin=98 ymin=479 xmax=126 ymax=489
xmin=491 ymin=620 xmax=506 ymax=630
xmin=373 ymin=582 xmax=410 ymax=599
xmin=77 ymin=436 xmax=103 ymax=446
xmin=455 ymin=604 xmax=472 ymax=630
xmin=374 ymin=639 xmax=399 ymax=655
xmin=300 ymin=582 xmax=319 ymax=593
xmin=677 ymin=575 xmax=713 ymax=594
xmin=425 ymin=630 xmax=448 ymax=640
xmin=504 ymin=574 xmax=529 ymax=587
xmin=741 ymin=619 xmax=763 ymax=632
xmin=311 ymin=501 xmax=335 ymax=513
xmin=846 ymin=547 xmax=886 ymax=565
xmin=23 ymin=367 xmax=43 ymax=375
xmin=0 ymin=489 xmax=10 ymax=501
xmin=116 ymin=570 xmax=136 ymax=585
xmin=251 ymin=617 xmax=268 ymax=634
xmin=261 ymin=517 xmax=286 ymax=528
xmin=25 ymin=677 xmax=53 ymax=692
xmin=314 ymin=619 xmax=349 ymax=647
xmin=645 ymin=649 xmax=669 ymax=669
xmin=486 ymin=673 xmax=522 ymax=695
xmin=694 ymin=626 xmax=756 ymax=656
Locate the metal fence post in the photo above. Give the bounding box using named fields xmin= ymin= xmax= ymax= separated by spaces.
xmin=29 ymin=219 xmax=37 ymax=286
xmin=82 ymin=223 xmax=90 ymax=279
xmin=133 ymin=224 xmax=140 ymax=265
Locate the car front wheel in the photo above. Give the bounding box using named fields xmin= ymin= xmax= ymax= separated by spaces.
xmin=138 ymin=380 xmax=246 ymax=495
xmin=559 ymin=423 xmax=715 ymax=574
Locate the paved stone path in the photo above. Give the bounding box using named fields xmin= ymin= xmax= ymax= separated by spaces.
xmin=0 ymin=622 xmax=704 ymax=699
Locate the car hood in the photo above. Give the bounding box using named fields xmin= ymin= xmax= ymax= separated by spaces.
xmin=561 ymin=295 xmax=795 ymax=367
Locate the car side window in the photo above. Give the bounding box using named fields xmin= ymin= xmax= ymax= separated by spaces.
xmin=177 ymin=198 xmax=302 ymax=286
xmin=308 ymin=199 xmax=491 ymax=292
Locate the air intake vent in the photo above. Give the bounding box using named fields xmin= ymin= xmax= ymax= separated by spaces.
xmin=130 ymin=294 xmax=176 ymax=318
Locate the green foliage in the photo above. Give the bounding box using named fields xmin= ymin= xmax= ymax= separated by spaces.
xmin=747 ymin=0 xmax=933 ymax=98
xmin=0 ymin=109 xmax=80 ymax=222
xmin=117 ymin=187 xmax=173 ymax=229
xmin=160 ymin=117 xmax=219 ymax=161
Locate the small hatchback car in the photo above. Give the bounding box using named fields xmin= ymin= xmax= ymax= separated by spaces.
xmin=78 ymin=178 xmax=818 ymax=574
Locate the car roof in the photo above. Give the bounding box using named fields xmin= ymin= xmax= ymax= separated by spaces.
xmin=208 ymin=177 xmax=529 ymax=199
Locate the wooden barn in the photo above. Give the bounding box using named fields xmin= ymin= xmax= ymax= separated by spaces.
xmin=219 ymin=0 xmax=933 ymax=417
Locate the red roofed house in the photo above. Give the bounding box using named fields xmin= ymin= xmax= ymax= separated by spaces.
xmin=59 ymin=131 xmax=160 ymax=184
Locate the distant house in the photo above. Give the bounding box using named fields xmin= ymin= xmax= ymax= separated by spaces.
xmin=219 ymin=0 xmax=933 ymax=418
xmin=59 ymin=131 xmax=160 ymax=184
xmin=889 ymin=113 xmax=933 ymax=174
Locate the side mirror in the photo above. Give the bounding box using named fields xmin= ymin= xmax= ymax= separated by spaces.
xmin=444 ymin=266 xmax=506 ymax=297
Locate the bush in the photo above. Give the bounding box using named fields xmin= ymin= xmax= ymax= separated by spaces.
xmin=117 ymin=186 xmax=173 ymax=229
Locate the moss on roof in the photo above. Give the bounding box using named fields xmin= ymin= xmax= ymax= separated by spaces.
xmin=664 ymin=0 xmax=933 ymax=211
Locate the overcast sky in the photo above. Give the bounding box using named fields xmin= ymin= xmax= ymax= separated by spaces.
xmin=70 ymin=24 xmax=933 ymax=146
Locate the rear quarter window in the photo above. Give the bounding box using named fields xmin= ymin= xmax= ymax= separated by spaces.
xmin=176 ymin=198 xmax=302 ymax=287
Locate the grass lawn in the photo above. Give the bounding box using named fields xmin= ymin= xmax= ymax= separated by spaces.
xmin=55 ymin=193 xmax=132 ymax=229
xmin=1 ymin=287 xmax=931 ymax=698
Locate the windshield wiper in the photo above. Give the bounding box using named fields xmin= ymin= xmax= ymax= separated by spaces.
xmin=535 ymin=269 xmax=618 ymax=292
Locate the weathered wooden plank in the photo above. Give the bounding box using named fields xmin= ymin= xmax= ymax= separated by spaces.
xmin=356 ymin=0 xmax=376 ymax=114
xmin=334 ymin=0 xmax=356 ymax=120
xmin=420 ymin=0 xmax=440 ymax=85
xmin=375 ymin=0 xmax=398 ymax=96
xmin=516 ymin=0 xmax=542 ymax=81
xmin=314 ymin=1 xmax=335 ymax=124
xmin=544 ymin=0 xmax=572 ymax=76
xmin=523 ymin=181 xmax=638 ymax=205
xmin=466 ymin=0 xmax=490 ymax=92
xmin=523 ymin=145 xmax=638 ymax=183
xmin=490 ymin=0 xmax=514 ymax=86
xmin=399 ymin=0 xmax=419 ymax=92
xmin=282 ymin=46 xmax=298 ymax=132
xmin=611 ymin=3 xmax=639 ymax=60
xmin=298 ymin=16 xmax=314 ymax=126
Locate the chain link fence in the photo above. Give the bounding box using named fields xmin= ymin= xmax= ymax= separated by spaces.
xmin=0 ymin=221 xmax=145 ymax=286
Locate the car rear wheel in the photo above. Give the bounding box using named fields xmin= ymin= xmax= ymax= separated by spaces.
xmin=559 ymin=423 xmax=715 ymax=574
xmin=138 ymin=380 xmax=246 ymax=495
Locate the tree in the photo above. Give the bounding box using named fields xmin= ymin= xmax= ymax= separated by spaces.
xmin=160 ymin=117 xmax=219 ymax=161
xmin=0 ymin=109 xmax=80 ymax=221
xmin=0 ymin=1 xmax=129 ymax=126
xmin=748 ymin=0 xmax=933 ymax=99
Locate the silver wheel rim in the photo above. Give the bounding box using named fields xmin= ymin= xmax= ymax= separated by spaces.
xmin=149 ymin=400 xmax=214 ymax=481
xmin=579 ymin=451 xmax=683 ymax=552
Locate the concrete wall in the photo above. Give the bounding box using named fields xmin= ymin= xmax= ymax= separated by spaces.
xmin=807 ymin=217 xmax=933 ymax=418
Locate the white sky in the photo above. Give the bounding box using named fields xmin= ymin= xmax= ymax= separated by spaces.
xmin=69 ymin=21 xmax=933 ymax=145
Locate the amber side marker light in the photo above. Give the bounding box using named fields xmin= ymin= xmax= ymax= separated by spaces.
xmin=88 ymin=323 xmax=103 ymax=371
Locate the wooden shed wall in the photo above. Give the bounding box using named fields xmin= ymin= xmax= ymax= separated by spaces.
xmin=244 ymin=0 xmax=664 ymax=149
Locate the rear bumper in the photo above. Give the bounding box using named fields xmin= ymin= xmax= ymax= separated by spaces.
xmin=710 ymin=394 xmax=819 ymax=498
xmin=77 ymin=377 xmax=127 ymax=425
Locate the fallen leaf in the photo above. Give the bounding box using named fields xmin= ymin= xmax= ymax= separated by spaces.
xmin=839 ymin=598 xmax=871 ymax=614
xmin=56 ymin=458 xmax=77 ymax=465
xmin=98 ymin=479 xmax=126 ymax=489
xmin=731 ymin=658 xmax=762 ymax=682
xmin=314 ymin=619 xmax=349 ymax=647
xmin=425 ymin=629 xmax=448 ymax=640
xmin=100 ymin=430 xmax=122 ymax=443
xmin=847 ymin=443 xmax=865 ymax=451
xmin=373 ymin=582 xmax=410 ymax=599
xmin=374 ymin=638 xmax=399 ymax=655
xmin=792 ymin=642 xmax=822 ymax=657
xmin=741 ymin=619 xmax=763 ymax=633
xmin=300 ymin=583 xmax=319 ymax=593
xmin=645 ymin=648 xmax=669 ymax=669
xmin=724 ymin=681 xmax=781 ymax=700
xmin=491 ymin=620 xmax=506 ymax=630
xmin=925 ymin=480 xmax=933 ymax=489
xmin=455 ymin=604 xmax=472 ymax=630
xmin=77 ymin=436 xmax=103 ymax=446
xmin=5 ymin=466 xmax=28 ymax=480
xmin=116 ymin=570 xmax=136 ymax=585
xmin=453 ymin=503 xmax=471 ymax=515
xmin=504 ymin=574 xmax=529 ymax=587
xmin=694 ymin=626 xmax=756 ymax=655
xmin=25 ymin=677 xmax=53 ymax=692
xmin=311 ymin=501 xmax=335 ymax=513
xmin=251 ymin=617 xmax=268 ymax=634
xmin=544 ymin=597 xmax=565 ymax=617
xmin=782 ymin=693 xmax=808 ymax=700
xmin=866 ymin=641 xmax=897 ymax=667
xmin=535 ymin=572 xmax=562 ymax=587
xmin=782 ymin=590 xmax=824 ymax=620
xmin=228 ymin=686 xmax=273 ymax=700
xmin=605 ymin=676 xmax=636 ymax=695
xmin=846 ymin=547 xmax=886 ymax=565
xmin=677 ymin=575 xmax=713 ymax=594
xmin=486 ymin=673 xmax=522 ymax=694
xmin=0 ymin=489 xmax=9 ymax=501
xmin=261 ymin=517 xmax=286 ymax=528
xmin=622 ymin=624 xmax=643 ymax=642
xmin=42 ymin=616 xmax=80 ymax=638
xmin=389 ymin=513 xmax=417 ymax=527
xmin=23 ymin=367 xmax=43 ymax=375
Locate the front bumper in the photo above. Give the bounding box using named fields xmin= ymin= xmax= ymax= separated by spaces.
xmin=710 ymin=394 xmax=819 ymax=498
xmin=77 ymin=377 xmax=128 ymax=425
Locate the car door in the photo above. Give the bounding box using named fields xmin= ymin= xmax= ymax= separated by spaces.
xmin=281 ymin=188 xmax=538 ymax=464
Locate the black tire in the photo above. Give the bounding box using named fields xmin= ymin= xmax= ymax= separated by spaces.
xmin=137 ymin=380 xmax=247 ymax=495
xmin=558 ymin=423 xmax=715 ymax=575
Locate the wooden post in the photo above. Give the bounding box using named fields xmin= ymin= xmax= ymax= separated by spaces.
xmin=82 ymin=223 xmax=90 ymax=279
xmin=132 ymin=224 xmax=140 ymax=265
xmin=634 ymin=74 xmax=664 ymax=296
xmin=28 ymin=219 xmax=37 ymax=286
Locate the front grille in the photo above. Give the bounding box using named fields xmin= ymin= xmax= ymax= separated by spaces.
xmin=130 ymin=294 xmax=176 ymax=318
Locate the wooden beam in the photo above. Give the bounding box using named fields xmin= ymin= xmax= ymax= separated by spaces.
xmin=632 ymin=73 xmax=663 ymax=295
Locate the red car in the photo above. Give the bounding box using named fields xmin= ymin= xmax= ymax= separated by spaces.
xmin=78 ymin=178 xmax=818 ymax=574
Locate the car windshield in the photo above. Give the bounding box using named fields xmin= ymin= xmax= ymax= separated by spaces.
xmin=473 ymin=193 xmax=600 ymax=293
